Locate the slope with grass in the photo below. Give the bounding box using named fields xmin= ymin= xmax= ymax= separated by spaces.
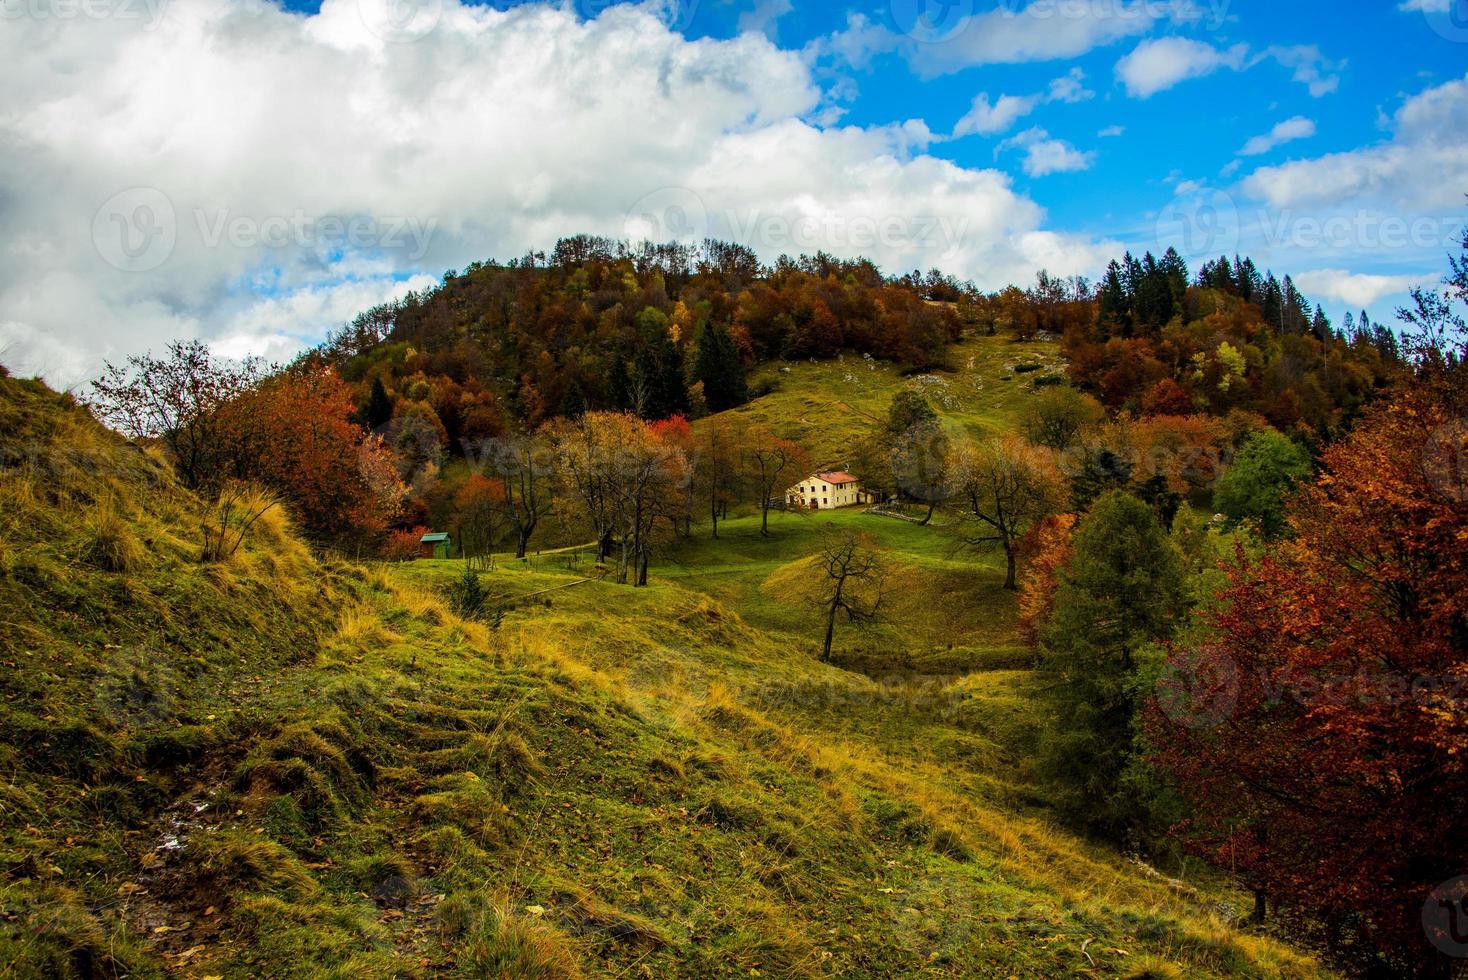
xmin=0 ymin=372 xmax=1328 ymax=977
xmin=724 ymin=333 xmax=1067 ymax=467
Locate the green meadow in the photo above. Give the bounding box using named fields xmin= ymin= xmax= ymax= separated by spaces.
xmin=0 ymin=357 xmax=1328 ymax=977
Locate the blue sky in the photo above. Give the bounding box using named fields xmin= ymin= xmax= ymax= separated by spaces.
xmin=3 ymin=0 xmax=1465 ymax=384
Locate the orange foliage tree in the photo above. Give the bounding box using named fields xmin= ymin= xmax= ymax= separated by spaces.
xmin=218 ymin=364 xmax=405 ymax=542
xmin=1146 ymin=377 xmax=1468 ymax=975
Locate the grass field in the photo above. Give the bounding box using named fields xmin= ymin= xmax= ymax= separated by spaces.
xmin=0 ymin=368 xmax=1331 ymax=977
xmin=720 ymin=334 xmax=1067 ymax=467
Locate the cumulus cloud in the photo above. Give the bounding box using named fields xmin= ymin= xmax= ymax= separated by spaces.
xmin=1292 ymin=269 xmax=1429 ymax=309
xmin=1397 ymin=0 xmax=1450 ymax=11
xmin=997 ymin=128 xmax=1097 ymax=177
xmin=0 ymin=0 xmax=1120 ymax=386
xmin=1098 ymin=125 xmax=1126 ymax=138
xmin=1116 ymin=37 xmax=1249 ymax=97
xmin=953 ymin=68 xmax=1093 ymax=138
xmin=1243 ymin=72 xmax=1468 ymax=210
xmin=1239 ymin=116 xmax=1317 ymax=156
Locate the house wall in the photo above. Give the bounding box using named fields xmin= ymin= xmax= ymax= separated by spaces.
xmin=787 ymin=478 xmax=866 ymax=510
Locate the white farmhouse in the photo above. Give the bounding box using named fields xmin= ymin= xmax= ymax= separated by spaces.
xmin=787 ymin=471 xmax=869 ymax=510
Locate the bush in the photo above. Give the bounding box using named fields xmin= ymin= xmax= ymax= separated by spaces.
xmin=79 ymin=499 xmax=144 ymax=573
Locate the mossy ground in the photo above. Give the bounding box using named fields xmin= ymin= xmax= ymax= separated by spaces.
xmin=0 ymin=369 xmax=1328 ymax=977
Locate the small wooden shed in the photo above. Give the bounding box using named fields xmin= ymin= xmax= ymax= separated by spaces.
xmin=419 ymin=532 xmax=452 ymax=560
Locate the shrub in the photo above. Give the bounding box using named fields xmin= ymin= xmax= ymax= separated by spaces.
xmin=79 ymin=499 xmax=144 ymax=573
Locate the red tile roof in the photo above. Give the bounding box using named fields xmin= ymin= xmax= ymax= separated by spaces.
xmin=817 ymin=471 xmax=859 ymax=485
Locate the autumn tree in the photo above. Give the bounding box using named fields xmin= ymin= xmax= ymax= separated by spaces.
xmin=744 ymin=427 xmax=810 ymax=537
xmin=213 ymin=364 xmax=405 ymax=542
xmin=467 ymin=431 xmax=555 ymax=559
xmin=1146 ymin=376 xmax=1468 ymax=976
xmin=549 ymin=412 xmax=688 ymax=585
xmin=948 ymin=436 xmax=1065 ymax=590
xmin=808 ymin=529 xmax=888 ymax=661
xmin=695 ymin=416 xmax=745 ymax=538
xmin=453 ymin=475 xmax=507 ymax=570
xmin=89 ymin=340 xmax=263 ymax=490
xmin=1016 ymin=513 xmax=1077 ymax=646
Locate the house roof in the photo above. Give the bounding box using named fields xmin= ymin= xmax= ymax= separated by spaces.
xmin=420 ymin=533 xmax=451 ymax=544
xmin=816 ymin=471 xmax=859 ymax=485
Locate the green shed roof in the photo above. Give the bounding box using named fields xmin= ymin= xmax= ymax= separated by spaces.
xmin=420 ymin=533 xmax=451 ymax=543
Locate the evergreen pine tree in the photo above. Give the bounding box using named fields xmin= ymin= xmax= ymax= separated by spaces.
xmin=559 ymin=378 xmax=588 ymax=419
xmin=364 ymin=376 xmax=393 ymax=431
xmin=607 ymin=354 xmax=632 ymax=412
xmin=1036 ymin=491 xmax=1187 ymax=840
xmin=695 ymin=321 xmax=748 ymax=412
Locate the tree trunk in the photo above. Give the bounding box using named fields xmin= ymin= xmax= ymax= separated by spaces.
xmin=1003 ymin=545 xmax=1017 ymax=591
xmin=920 ymin=499 xmax=936 ymax=526
xmin=1251 ymin=890 xmax=1266 ymax=925
xmin=822 ymin=604 xmax=837 ymax=661
xmin=760 ymin=501 xmax=770 ymax=537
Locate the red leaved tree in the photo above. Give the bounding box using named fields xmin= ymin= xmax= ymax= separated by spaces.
xmin=1146 ymin=377 xmax=1468 ymax=976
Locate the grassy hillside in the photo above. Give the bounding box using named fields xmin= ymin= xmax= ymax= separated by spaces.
xmin=0 ymin=372 xmax=1328 ymax=977
xmin=723 ymin=333 xmax=1067 ymax=467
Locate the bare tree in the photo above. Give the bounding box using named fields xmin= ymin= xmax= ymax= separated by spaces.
xmin=744 ymin=427 xmax=809 ymax=537
xmin=949 ymin=436 xmax=1064 ymax=591
xmin=810 ymin=529 xmax=888 ymax=661
xmin=695 ymin=416 xmax=745 ymax=539
xmin=88 ymin=340 xmax=263 ymax=490
xmin=468 ymin=433 xmax=555 ymax=560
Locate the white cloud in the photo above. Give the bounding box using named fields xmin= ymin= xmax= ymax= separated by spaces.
xmin=1116 ymin=37 xmax=1248 ymax=98
xmin=997 ymin=128 xmax=1097 ymax=177
xmin=1260 ymin=45 xmax=1343 ymax=97
xmin=1398 ymin=0 xmax=1450 ymax=11
xmin=738 ymin=0 xmax=793 ymax=40
xmin=0 ymin=0 xmax=1121 ymax=386
xmin=817 ymin=2 xmax=1158 ymax=78
xmin=1239 ymin=116 xmax=1317 ymax=156
xmin=953 ymin=68 xmax=1093 ymax=138
xmin=1244 ymin=72 xmax=1468 ymax=210
xmin=1292 ymin=269 xmax=1428 ymax=309
xmin=955 ymin=94 xmax=1044 ymax=138
xmin=1098 ymin=125 xmax=1126 ymax=138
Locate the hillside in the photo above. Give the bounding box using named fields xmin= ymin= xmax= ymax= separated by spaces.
xmin=0 ymin=369 xmax=1334 ymax=977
